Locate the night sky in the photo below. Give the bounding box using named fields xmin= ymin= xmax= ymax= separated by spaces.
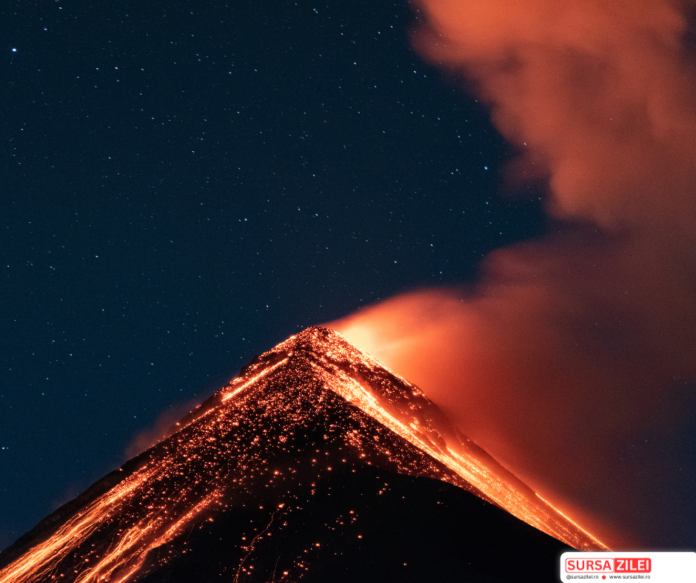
xmin=0 ymin=0 xmax=550 ymax=549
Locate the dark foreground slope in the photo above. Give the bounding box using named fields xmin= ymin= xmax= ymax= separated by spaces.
xmin=137 ymin=463 xmax=568 ymax=583
xmin=0 ymin=327 xmax=602 ymax=583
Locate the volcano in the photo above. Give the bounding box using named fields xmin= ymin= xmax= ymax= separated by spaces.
xmin=0 ymin=327 xmax=607 ymax=582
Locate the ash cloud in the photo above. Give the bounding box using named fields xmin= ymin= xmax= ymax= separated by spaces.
xmin=331 ymin=0 xmax=696 ymax=548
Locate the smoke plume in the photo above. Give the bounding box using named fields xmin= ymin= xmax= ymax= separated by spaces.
xmin=331 ymin=0 xmax=696 ymax=548
xmin=125 ymin=400 xmax=199 ymax=459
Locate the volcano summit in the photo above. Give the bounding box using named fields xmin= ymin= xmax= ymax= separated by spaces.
xmin=0 ymin=327 xmax=607 ymax=582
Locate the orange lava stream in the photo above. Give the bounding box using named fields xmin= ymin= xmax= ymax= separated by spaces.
xmin=305 ymin=331 xmax=609 ymax=551
xmin=314 ymin=362 xmax=607 ymax=550
xmin=0 ymin=459 xmax=216 ymax=583
xmin=222 ymin=357 xmax=290 ymax=402
xmin=106 ymin=498 xmax=213 ymax=583
xmin=0 ymin=466 xmax=158 ymax=583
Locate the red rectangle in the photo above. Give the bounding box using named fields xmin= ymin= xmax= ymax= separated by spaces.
xmin=615 ymin=558 xmax=651 ymax=573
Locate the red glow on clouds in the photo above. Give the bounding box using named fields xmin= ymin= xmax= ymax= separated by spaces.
xmin=332 ymin=0 xmax=696 ymax=547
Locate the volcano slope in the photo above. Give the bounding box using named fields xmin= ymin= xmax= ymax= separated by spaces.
xmin=0 ymin=326 xmax=607 ymax=583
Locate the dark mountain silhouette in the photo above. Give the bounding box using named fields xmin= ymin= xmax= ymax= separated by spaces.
xmin=0 ymin=327 xmax=606 ymax=582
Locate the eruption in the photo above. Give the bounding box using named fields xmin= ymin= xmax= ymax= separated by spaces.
xmin=0 ymin=328 xmax=605 ymax=583
xmin=332 ymin=0 xmax=696 ymax=547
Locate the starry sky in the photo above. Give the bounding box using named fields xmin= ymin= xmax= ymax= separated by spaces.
xmin=0 ymin=0 xmax=551 ymax=549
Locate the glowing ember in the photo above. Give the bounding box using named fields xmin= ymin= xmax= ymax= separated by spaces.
xmin=0 ymin=327 xmax=607 ymax=583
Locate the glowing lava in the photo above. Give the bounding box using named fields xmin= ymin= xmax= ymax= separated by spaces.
xmin=0 ymin=327 xmax=607 ymax=583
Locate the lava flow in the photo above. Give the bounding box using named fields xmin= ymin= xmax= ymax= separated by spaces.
xmin=0 ymin=327 xmax=607 ymax=583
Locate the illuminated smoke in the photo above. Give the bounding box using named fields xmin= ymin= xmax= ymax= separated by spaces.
xmin=331 ymin=0 xmax=696 ymax=547
xmin=125 ymin=400 xmax=200 ymax=459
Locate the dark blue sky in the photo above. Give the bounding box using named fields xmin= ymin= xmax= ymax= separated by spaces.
xmin=0 ymin=0 xmax=549 ymax=549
